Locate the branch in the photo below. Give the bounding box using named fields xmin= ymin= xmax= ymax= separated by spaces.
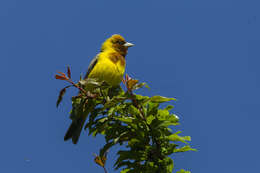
xmin=123 ymin=75 xmax=163 ymax=161
xmin=103 ymin=167 xmax=108 ymax=173
xmin=55 ymin=70 xmax=96 ymax=99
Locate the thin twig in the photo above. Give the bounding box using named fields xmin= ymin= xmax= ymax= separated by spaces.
xmin=67 ymin=79 xmax=87 ymax=95
xmin=67 ymin=79 xmax=98 ymax=99
xmin=103 ymin=166 xmax=108 ymax=173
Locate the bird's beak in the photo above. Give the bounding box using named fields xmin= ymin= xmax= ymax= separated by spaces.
xmin=124 ymin=42 xmax=134 ymax=47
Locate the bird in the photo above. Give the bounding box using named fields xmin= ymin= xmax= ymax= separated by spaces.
xmin=64 ymin=34 xmax=134 ymax=144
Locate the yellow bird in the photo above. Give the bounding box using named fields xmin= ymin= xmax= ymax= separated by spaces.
xmin=64 ymin=34 xmax=134 ymax=144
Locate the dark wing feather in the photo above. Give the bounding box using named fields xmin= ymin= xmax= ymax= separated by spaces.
xmin=84 ymin=55 xmax=99 ymax=79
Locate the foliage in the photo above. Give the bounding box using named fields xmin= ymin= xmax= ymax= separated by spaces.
xmin=55 ymin=67 xmax=196 ymax=173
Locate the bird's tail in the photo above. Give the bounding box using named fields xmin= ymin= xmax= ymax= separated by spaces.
xmin=64 ymin=114 xmax=87 ymax=144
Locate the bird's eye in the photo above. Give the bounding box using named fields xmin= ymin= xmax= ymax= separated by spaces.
xmin=117 ymin=40 xmax=124 ymax=45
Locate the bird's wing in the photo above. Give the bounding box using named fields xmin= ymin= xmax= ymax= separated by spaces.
xmin=84 ymin=54 xmax=99 ymax=79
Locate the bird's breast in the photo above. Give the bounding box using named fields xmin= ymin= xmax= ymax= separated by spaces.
xmin=88 ymin=52 xmax=126 ymax=86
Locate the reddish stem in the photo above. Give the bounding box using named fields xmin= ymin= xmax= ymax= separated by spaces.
xmin=103 ymin=166 xmax=108 ymax=173
xmin=67 ymin=79 xmax=87 ymax=94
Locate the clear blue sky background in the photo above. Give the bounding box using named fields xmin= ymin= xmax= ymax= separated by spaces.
xmin=1 ymin=0 xmax=260 ymax=172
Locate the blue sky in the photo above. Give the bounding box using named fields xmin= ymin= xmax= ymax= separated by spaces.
xmin=1 ymin=0 xmax=260 ymax=172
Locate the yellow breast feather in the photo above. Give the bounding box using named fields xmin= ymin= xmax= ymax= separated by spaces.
xmin=88 ymin=51 xmax=125 ymax=86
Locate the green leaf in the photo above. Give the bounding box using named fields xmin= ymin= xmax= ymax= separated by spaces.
xmin=97 ymin=117 xmax=108 ymax=123
xmin=114 ymin=116 xmax=134 ymax=124
xmin=79 ymin=78 xmax=101 ymax=87
xmin=173 ymin=145 xmax=197 ymax=153
xmin=165 ymin=157 xmax=174 ymax=173
xmin=164 ymin=105 xmax=174 ymax=111
xmin=135 ymin=95 xmax=150 ymax=104
xmin=157 ymin=109 xmax=170 ymax=120
xmin=165 ymin=143 xmax=178 ymax=155
xmin=128 ymin=138 xmax=140 ymax=147
xmin=113 ymin=131 xmax=129 ymax=143
xmin=120 ymin=168 xmax=130 ymax=173
xmin=167 ymin=131 xmax=191 ymax=144
xmin=146 ymin=102 xmax=159 ymax=116
xmin=150 ymin=95 xmax=176 ymax=103
xmin=132 ymin=82 xmax=149 ymax=90
xmin=115 ymin=150 xmax=145 ymax=168
xmin=128 ymin=105 xmax=140 ymax=117
xmin=155 ymin=110 xmax=179 ymax=127
xmin=176 ymin=169 xmax=191 ymax=173
xmin=146 ymin=115 xmax=156 ymax=125
xmin=107 ymin=107 xmax=115 ymax=116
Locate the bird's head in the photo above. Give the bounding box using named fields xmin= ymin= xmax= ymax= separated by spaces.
xmin=101 ymin=34 xmax=134 ymax=56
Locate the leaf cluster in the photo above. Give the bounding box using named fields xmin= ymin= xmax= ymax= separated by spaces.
xmin=56 ymin=69 xmax=196 ymax=173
